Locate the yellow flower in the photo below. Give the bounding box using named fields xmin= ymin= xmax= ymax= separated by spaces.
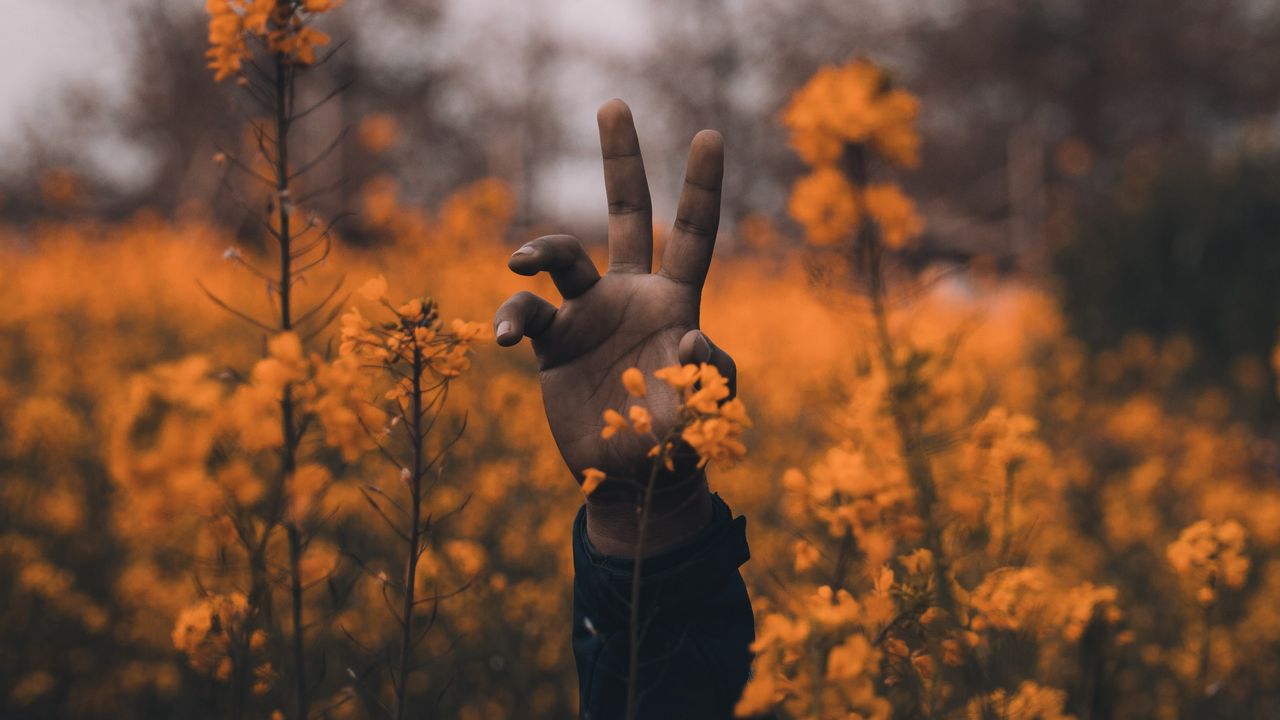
xmin=681 ymin=417 xmax=747 ymax=469
xmin=205 ymin=2 xmax=249 ymax=82
xmin=621 ymin=367 xmax=646 ymax=397
xmin=582 ymin=468 xmax=605 ymax=496
xmin=339 ymin=306 xmax=373 ymax=356
xmin=240 ymin=0 xmax=272 ymax=32
xmin=863 ymin=183 xmax=924 ymax=249
xmin=397 ymin=298 xmax=424 ymax=320
xmin=788 ymin=166 xmax=859 ymax=247
xmin=430 ymin=345 xmax=471 ymax=378
xmin=898 ymin=547 xmax=933 ymax=576
xmin=781 ymin=59 xmax=921 ymax=169
xmin=628 ymin=405 xmax=652 ymax=434
xmin=251 ymin=332 xmax=309 ymax=397
xmin=601 ymin=409 xmax=629 ymax=439
xmin=171 ymin=593 xmax=250 ymax=677
xmin=358 ymin=274 xmax=388 ymax=301
xmin=450 ymin=318 xmax=490 ymax=345
xmin=686 ymin=364 xmax=730 ymax=414
xmin=733 ymin=672 xmax=782 ymax=718
xmin=1167 ymin=519 xmax=1250 ymax=602
xmin=808 ymin=585 xmax=861 ymax=628
xmin=204 ymin=0 xmax=275 ymax=81
xmin=781 ymin=62 xmax=881 ymax=164
xmin=870 ymin=89 xmax=922 ymax=168
xmin=268 ymin=332 xmax=303 ymax=364
xmin=826 ymin=635 xmax=878 ymax=681
xmin=719 ymin=398 xmax=752 ymax=427
xmin=311 ymin=354 xmax=383 ymax=460
xmin=268 ymin=24 xmax=331 ymax=66
xmin=413 ymin=326 xmax=436 ymax=346
xmin=654 ymin=363 xmax=699 ymax=391
xmin=966 ymin=682 xmax=1073 ymax=720
xmin=792 ymin=539 xmax=820 ymax=572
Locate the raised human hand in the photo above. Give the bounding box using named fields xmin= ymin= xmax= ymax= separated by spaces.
xmin=493 ymin=99 xmax=736 ymax=505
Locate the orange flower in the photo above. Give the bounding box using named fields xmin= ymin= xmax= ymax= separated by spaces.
xmin=781 ymin=59 xmax=921 ymax=169
xmin=358 ymin=275 xmax=388 ymax=301
xmin=430 ymin=345 xmax=471 ymax=378
xmin=863 ymin=183 xmax=924 ymax=249
xmin=654 ymin=363 xmax=699 ymax=391
xmin=581 ymin=468 xmax=605 ymax=496
xmin=451 ymin=319 xmax=491 ymax=345
xmin=397 ymin=298 xmax=425 ymax=320
xmin=628 ymin=405 xmax=652 ymax=434
xmin=686 ymin=364 xmax=730 ymax=414
xmin=719 ymin=398 xmax=752 ymax=428
xmin=601 ymin=409 xmax=629 ymax=439
xmin=681 ymin=417 xmax=747 ymax=469
xmin=622 ymin=367 xmax=646 ymax=397
xmin=788 ymin=167 xmax=859 ymax=247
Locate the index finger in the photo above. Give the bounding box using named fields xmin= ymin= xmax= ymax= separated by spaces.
xmin=598 ymin=99 xmax=653 ymax=273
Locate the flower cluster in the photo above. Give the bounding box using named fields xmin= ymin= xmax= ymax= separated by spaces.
xmin=781 ymin=60 xmax=921 ymax=168
xmin=170 ymin=593 xmax=256 ymax=681
xmin=735 ymin=584 xmax=891 ymax=719
xmin=341 ymin=274 xmax=488 ymax=389
xmin=964 ymin=682 xmax=1074 ymax=720
xmin=1167 ymin=519 xmax=1250 ymax=605
xmin=584 ymin=363 xmax=751 ymax=494
xmin=783 ymin=59 xmax=925 ymax=250
xmin=206 ymin=0 xmax=341 ymax=82
xmin=967 ymin=567 xmax=1124 ymax=645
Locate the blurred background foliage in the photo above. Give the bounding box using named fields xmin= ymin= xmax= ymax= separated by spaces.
xmin=9 ymin=0 xmax=1280 ymax=394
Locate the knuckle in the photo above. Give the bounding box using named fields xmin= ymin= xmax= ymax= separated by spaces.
xmin=673 ymin=217 xmax=716 ymax=238
xmin=608 ymin=200 xmax=649 ymax=216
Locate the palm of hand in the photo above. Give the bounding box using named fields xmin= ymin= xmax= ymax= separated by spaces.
xmin=494 ymin=99 xmax=734 ymax=485
xmin=536 ymin=273 xmax=695 ymax=479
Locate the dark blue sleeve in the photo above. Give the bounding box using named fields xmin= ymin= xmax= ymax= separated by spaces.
xmin=571 ymin=493 xmax=754 ymax=720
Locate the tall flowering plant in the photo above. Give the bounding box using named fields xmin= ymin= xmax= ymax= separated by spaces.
xmin=588 ymin=364 xmax=750 ymax=720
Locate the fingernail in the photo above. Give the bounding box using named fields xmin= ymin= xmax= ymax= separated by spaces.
xmin=511 ymin=245 xmax=536 ymax=256
xmin=697 ymin=332 xmax=712 ymax=360
xmin=495 ymin=320 xmax=513 ymax=338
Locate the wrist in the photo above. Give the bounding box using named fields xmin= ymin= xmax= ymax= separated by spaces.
xmin=585 ymin=472 xmax=713 ymax=557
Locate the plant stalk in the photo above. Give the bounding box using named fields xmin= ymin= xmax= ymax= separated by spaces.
xmin=394 ymin=344 xmax=426 ymax=720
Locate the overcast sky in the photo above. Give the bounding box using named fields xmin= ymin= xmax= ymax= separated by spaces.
xmin=0 ymin=0 xmax=132 ymax=135
xmin=0 ymin=0 xmax=652 ymax=126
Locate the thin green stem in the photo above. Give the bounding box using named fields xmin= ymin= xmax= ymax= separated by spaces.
xmin=625 ymin=430 xmax=679 ymax=720
xmin=394 ymin=344 xmax=425 ymax=720
xmin=269 ymin=32 xmax=308 ymax=719
xmin=843 ymin=142 xmax=993 ymax=717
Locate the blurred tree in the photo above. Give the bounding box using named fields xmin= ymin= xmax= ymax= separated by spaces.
xmin=1055 ymin=155 xmax=1280 ymax=422
xmin=0 ymin=0 xmax=569 ymax=241
xmin=906 ymin=0 xmax=1280 ymax=253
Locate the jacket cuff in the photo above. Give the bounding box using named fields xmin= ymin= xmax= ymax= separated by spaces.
xmin=572 ymin=492 xmax=749 ymax=625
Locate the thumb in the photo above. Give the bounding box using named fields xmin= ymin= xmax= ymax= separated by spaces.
xmin=677 ymin=330 xmax=737 ymax=400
